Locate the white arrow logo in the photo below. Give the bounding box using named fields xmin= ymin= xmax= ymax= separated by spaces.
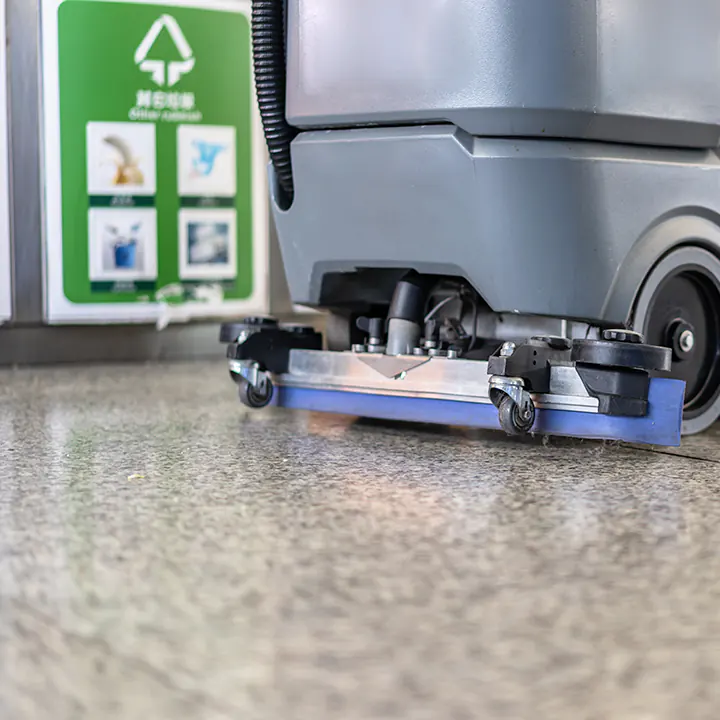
xmin=135 ymin=14 xmax=195 ymax=87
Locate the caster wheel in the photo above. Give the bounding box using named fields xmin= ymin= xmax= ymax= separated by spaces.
xmin=498 ymin=394 xmax=535 ymax=436
xmin=633 ymin=247 xmax=720 ymax=435
xmin=238 ymin=378 xmax=274 ymax=409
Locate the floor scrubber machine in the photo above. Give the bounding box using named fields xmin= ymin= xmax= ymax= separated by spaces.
xmin=222 ymin=0 xmax=720 ymax=446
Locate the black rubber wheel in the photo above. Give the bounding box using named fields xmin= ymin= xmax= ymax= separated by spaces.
xmin=498 ymin=394 xmax=536 ymax=436
xmin=641 ymin=265 xmax=720 ymax=432
xmin=238 ymin=378 xmax=274 ymax=409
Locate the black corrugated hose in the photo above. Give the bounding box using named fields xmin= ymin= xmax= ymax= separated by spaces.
xmin=252 ymin=0 xmax=297 ymax=207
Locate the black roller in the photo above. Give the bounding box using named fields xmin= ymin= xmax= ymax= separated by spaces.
xmin=252 ymin=0 xmax=296 ymax=206
xmin=571 ymin=339 xmax=671 ymax=372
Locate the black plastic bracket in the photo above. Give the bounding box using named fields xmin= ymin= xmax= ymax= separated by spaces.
xmin=221 ymin=318 xmax=322 ymax=374
xmin=487 ymin=337 xmax=572 ymax=394
xmin=572 ymin=334 xmax=672 ymax=417
xmin=488 ymin=333 xmax=672 ymax=418
xmin=575 ymin=365 xmax=650 ymax=417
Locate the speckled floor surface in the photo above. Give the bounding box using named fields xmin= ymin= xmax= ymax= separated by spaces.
xmin=1 ymin=362 xmax=720 ymax=719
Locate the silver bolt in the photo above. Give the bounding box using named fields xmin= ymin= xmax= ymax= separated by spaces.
xmin=679 ymin=329 xmax=695 ymax=353
xmin=500 ymin=341 xmax=516 ymax=357
xmin=413 ymin=347 xmax=426 ymax=356
xmin=352 ymin=344 xmax=366 ymax=353
xmin=447 ymin=348 xmax=459 ymax=359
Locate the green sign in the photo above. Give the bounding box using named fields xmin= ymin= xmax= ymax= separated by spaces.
xmin=54 ymin=0 xmax=255 ymax=310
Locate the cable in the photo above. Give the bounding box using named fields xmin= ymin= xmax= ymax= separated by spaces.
xmin=424 ymin=294 xmax=459 ymax=323
xmin=424 ymin=287 xmax=480 ymax=353
xmin=252 ymin=0 xmax=297 ymax=206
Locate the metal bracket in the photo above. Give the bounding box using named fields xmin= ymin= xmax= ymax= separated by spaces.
xmin=229 ymin=359 xmax=271 ymax=392
xmin=488 ymin=375 xmax=526 ymax=408
xmin=356 ymin=354 xmax=430 ymax=379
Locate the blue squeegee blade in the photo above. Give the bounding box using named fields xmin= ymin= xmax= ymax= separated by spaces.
xmin=273 ymin=378 xmax=685 ymax=446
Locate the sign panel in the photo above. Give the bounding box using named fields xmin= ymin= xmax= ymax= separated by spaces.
xmin=42 ymin=0 xmax=268 ymax=324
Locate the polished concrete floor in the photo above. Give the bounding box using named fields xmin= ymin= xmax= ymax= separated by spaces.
xmin=1 ymin=362 xmax=720 ymax=719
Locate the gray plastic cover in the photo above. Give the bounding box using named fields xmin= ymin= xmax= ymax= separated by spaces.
xmin=271 ymin=126 xmax=720 ymax=324
xmin=287 ymin=0 xmax=720 ymax=148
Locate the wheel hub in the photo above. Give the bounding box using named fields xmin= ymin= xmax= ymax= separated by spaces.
xmin=678 ymin=328 xmax=695 ymax=355
xmin=666 ymin=319 xmax=696 ymax=360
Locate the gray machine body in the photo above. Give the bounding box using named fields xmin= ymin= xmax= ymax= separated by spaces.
xmin=274 ymin=0 xmax=720 ymax=326
xmin=286 ymin=0 xmax=720 ymax=148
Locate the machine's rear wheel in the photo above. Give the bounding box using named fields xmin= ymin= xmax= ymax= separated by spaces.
xmin=633 ymin=247 xmax=720 ymax=435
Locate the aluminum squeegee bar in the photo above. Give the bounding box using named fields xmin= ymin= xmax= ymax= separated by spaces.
xmin=275 ymin=350 xmax=598 ymax=413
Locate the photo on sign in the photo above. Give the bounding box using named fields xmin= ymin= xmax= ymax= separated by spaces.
xmin=86 ymin=122 xmax=157 ymax=196
xmin=177 ymin=125 xmax=236 ymax=197
xmin=178 ymin=208 xmax=237 ymax=280
xmin=88 ymin=208 xmax=158 ymax=281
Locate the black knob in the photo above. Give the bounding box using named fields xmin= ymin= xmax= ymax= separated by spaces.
xmin=242 ymin=316 xmax=278 ymax=327
xmin=286 ymin=324 xmax=316 ymax=335
xmin=356 ymin=317 xmax=384 ymax=341
xmin=602 ymin=329 xmax=644 ymax=344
